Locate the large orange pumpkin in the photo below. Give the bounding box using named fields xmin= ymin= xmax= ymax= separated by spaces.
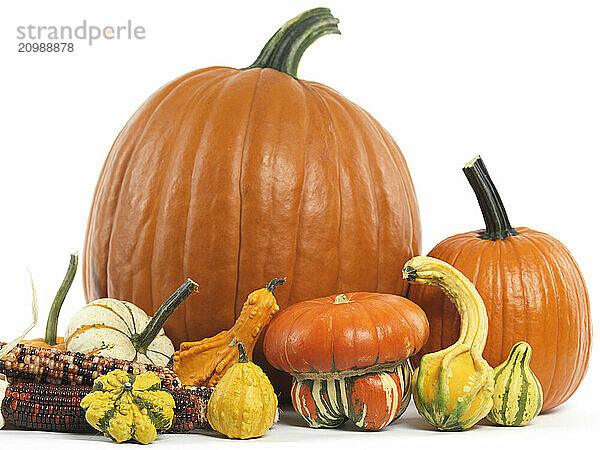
xmin=82 ymin=8 xmax=421 ymax=393
xmin=407 ymin=156 xmax=591 ymax=412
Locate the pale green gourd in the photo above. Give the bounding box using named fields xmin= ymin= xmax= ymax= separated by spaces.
xmin=487 ymin=342 xmax=543 ymax=426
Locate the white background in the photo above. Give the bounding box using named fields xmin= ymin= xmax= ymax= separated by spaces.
xmin=0 ymin=0 xmax=598 ymax=448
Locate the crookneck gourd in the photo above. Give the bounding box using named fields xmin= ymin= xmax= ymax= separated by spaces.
xmin=207 ymin=342 xmax=277 ymax=439
xmin=403 ymin=256 xmax=494 ymax=431
xmin=263 ymin=291 xmax=429 ymax=430
xmin=80 ymin=369 xmax=175 ymax=444
xmin=174 ymin=278 xmax=284 ymax=387
xmin=407 ymin=156 xmax=591 ymax=412
xmin=488 ymin=341 xmax=543 ymax=426
xmin=66 ymin=279 xmax=198 ymax=366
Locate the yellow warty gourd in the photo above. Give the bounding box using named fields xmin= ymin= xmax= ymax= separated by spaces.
xmin=80 ymin=370 xmax=175 ymax=444
xmin=207 ymin=342 xmax=277 ymax=439
xmin=403 ymin=256 xmax=495 ymax=431
xmin=488 ymin=341 xmax=543 ymax=426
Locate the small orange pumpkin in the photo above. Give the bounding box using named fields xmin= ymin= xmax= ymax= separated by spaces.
xmin=21 ymin=337 xmax=66 ymax=350
xmin=263 ymin=292 xmax=429 ymax=430
xmin=407 ymin=156 xmax=591 ymax=412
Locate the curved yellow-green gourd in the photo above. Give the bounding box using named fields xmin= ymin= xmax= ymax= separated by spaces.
xmin=208 ymin=342 xmax=277 ymax=439
xmin=80 ymin=369 xmax=175 ymax=444
xmin=487 ymin=342 xmax=543 ymax=426
xmin=403 ymin=256 xmax=495 ymax=431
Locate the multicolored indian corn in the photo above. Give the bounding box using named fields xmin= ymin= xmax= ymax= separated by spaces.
xmin=0 ymin=343 xmax=181 ymax=390
xmin=1 ymin=382 xmax=212 ymax=433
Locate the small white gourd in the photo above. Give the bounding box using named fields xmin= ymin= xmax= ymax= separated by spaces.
xmin=65 ymin=279 xmax=197 ymax=366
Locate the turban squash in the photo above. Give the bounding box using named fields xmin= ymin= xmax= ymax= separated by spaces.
xmin=263 ymin=291 xmax=429 ymax=430
xmin=407 ymin=156 xmax=591 ymax=411
xmin=82 ymin=7 xmax=421 ymax=395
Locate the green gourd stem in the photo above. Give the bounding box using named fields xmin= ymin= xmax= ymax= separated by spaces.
xmin=334 ymin=294 xmax=350 ymax=304
xmin=45 ymin=253 xmax=78 ymax=345
xmin=266 ymin=277 xmax=286 ymax=293
xmin=237 ymin=342 xmax=249 ymax=364
xmin=134 ymin=278 xmax=198 ymax=353
xmin=507 ymin=342 xmax=528 ymax=360
xmin=463 ymin=156 xmax=519 ymax=241
xmin=243 ymin=7 xmax=340 ymax=78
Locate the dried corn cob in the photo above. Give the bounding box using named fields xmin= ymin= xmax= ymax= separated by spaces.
xmin=170 ymin=386 xmax=213 ymax=432
xmin=2 ymin=383 xmax=90 ymax=432
xmin=0 ymin=343 xmax=181 ymax=390
xmin=1 ymin=382 xmax=212 ymax=433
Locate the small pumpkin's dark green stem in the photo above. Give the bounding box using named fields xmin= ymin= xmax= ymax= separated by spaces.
xmin=266 ymin=277 xmax=286 ymax=293
xmin=243 ymin=7 xmax=340 ymax=78
xmin=402 ymin=266 xmax=418 ymax=282
xmin=134 ymin=278 xmax=198 ymax=353
xmin=463 ymin=156 xmax=519 ymax=241
xmin=44 ymin=253 xmax=78 ymax=345
xmin=237 ymin=342 xmax=249 ymax=364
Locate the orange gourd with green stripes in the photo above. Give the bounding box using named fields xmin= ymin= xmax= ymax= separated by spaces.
xmin=291 ymin=360 xmax=412 ymax=429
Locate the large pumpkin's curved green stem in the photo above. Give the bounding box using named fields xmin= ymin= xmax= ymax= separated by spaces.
xmin=243 ymin=7 xmax=340 ymax=78
xmin=133 ymin=279 xmax=198 ymax=353
xmin=45 ymin=253 xmax=78 ymax=345
xmin=463 ymin=156 xmax=519 ymax=241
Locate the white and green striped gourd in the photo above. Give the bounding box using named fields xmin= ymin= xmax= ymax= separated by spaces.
xmin=487 ymin=342 xmax=543 ymax=426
